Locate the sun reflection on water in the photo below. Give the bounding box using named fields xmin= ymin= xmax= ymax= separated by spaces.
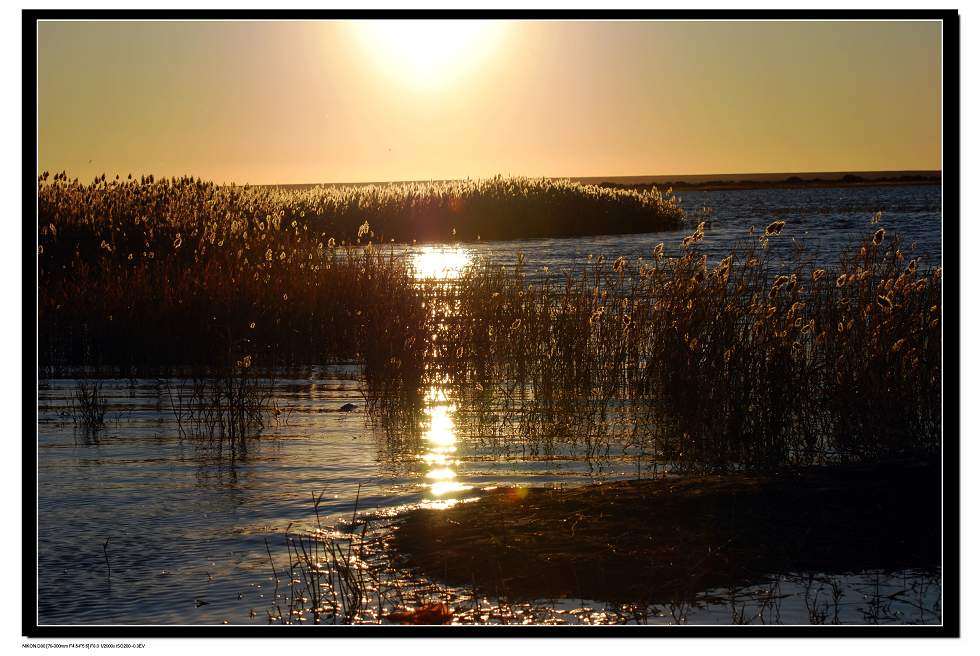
xmin=412 ymin=247 xmax=472 ymax=507
xmin=411 ymin=246 xmax=472 ymax=281
xmin=421 ymin=387 xmax=470 ymax=507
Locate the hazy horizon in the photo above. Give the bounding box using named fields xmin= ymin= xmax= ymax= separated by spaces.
xmin=38 ymin=20 xmax=942 ymax=185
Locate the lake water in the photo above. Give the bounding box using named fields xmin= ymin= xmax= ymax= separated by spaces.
xmin=35 ymin=185 xmax=944 ymax=626
xmin=402 ymin=184 xmax=943 ymax=279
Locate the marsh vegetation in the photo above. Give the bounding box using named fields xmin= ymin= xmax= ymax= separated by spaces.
xmin=36 ymin=175 xmax=943 ymax=625
xmin=39 ymin=174 xmax=940 ymax=468
xmin=425 ymin=219 xmax=941 ymax=470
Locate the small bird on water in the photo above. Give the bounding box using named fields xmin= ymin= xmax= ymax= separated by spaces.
xmin=339 ymin=403 xmax=357 ymax=413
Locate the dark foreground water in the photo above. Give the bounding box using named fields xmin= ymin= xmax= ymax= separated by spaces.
xmin=35 ymin=185 xmax=944 ymax=626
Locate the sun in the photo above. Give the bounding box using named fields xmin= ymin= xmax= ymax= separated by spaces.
xmin=354 ymin=20 xmax=506 ymax=89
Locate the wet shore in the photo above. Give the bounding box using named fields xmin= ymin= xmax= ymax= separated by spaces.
xmin=393 ymin=459 xmax=941 ymax=604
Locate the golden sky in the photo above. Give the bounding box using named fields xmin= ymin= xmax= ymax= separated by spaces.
xmin=37 ymin=20 xmax=942 ymax=184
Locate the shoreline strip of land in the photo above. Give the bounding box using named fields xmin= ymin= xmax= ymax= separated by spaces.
xmin=393 ymin=459 xmax=940 ymax=604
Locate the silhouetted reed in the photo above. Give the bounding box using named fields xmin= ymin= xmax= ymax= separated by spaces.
xmin=430 ymin=223 xmax=941 ymax=471
xmin=267 ymin=490 xmax=435 ymax=624
xmin=70 ymin=379 xmax=108 ymax=433
xmin=38 ymin=173 xmax=430 ymax=377
xmin=166 ymin=360 xmax=272 ymax=453
xmin=37 ymin=172 xmax=679 ymax=371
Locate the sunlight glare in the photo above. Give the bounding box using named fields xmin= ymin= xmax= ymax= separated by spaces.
xmin=421 ymin=389 xmax=471 ymax=499
xmin=424 ymin=404 xmax=457 ymax=447
xmin=412 ymin=246 xmax=472 ymax=281
xmin=425 ymin=467 xmax=457 ymax=481
xmin=354 ymin=20 xmax=506 ymax=89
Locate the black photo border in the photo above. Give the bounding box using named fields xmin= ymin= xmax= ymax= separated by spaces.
xmin=22 ymin=7 xmax=961 ymax=639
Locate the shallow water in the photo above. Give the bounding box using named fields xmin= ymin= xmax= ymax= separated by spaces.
xmin=35 ymin=185 xmax=944 ymax=626
xmin=37 ymin=373 xmax=640 ymax=625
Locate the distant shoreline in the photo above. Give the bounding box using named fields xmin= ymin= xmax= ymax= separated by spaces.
xmin=267 ymin=170 xmax=941 ymax=192
xmin=592 ymin=172 xmax=941 ymax=193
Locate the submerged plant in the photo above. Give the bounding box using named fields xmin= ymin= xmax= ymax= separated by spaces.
xmin=70 ymin=379 xmax=108 ymax=433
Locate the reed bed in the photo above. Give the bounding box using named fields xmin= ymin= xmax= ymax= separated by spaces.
xmin=38 ymin=173 xmax=430 ymax=376
xmin=38 ymin=172 xmax=679 ymax=375
xmin=37 ymin=172 xmax=682 ymax=248
xmin=263 ymin=174 xmax=684 ymax=242
xmin=429 ymin=221 xmax=942 ymax=470
xmin=38 ymin=172 xmax=939 ymax=470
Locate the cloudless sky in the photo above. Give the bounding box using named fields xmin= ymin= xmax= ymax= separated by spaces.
xmin=37 ymin=20 xmax=942 ymax=184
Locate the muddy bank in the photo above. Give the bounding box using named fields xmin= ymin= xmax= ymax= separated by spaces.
xmin=393 ymin=460 xmax=940 ymax=603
